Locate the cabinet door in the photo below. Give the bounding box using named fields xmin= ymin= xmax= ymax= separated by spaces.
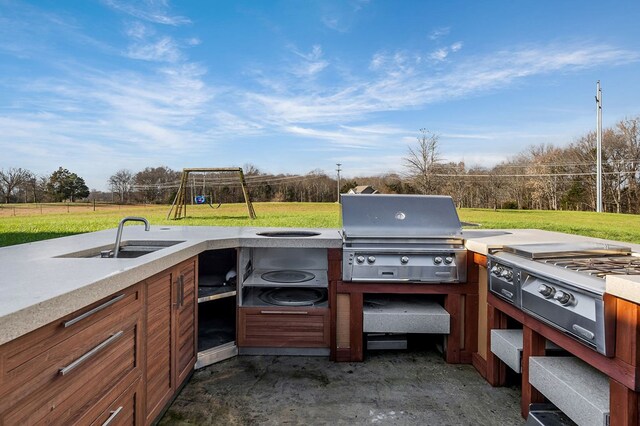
xmin=144 ymin=270 xmax=175 ymax=424
xmin=175 ymin=259 xmax=197 ymax=386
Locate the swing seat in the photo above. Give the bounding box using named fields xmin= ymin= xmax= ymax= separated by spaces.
xmin=194 ymin=195 xmax=206 ymax=204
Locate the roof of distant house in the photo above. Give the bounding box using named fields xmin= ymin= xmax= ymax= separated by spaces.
xmin=347 ymin=185 xmax=378 ymax=194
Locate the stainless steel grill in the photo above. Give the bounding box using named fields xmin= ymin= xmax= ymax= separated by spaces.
xmin=341 ymin=194 xmax=467 ymax=283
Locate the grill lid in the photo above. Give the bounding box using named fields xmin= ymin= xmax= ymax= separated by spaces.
xmin=341 ymin=194 xmax=463 ymax=239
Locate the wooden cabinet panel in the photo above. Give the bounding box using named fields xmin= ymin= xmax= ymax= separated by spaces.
xmin=175 ymin=259 xmax=197 ymax=386
xmin=144 ymin=270 xmax=175 ymax=424
xmin=0 ymin=298 xmax=141 ymax=425
xmin=238 ymin=307 xmax=330 ymax=348
xmin=144 ymin=256 xmax=198 ymax=424
xmin=89 ymin=376 xmax=143 ymax=426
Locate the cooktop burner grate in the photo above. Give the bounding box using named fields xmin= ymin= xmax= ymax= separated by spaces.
xmin=258 ymin=287 xmax=326 ymax=306
xmin=260 ymin=270 xmax=315 ymax=283
xmin=543 ymin=256 xmax=640 ymax=278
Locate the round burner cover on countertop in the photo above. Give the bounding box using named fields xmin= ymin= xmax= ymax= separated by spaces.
xmin=259 ymin=287 xmax=326 ymax=306
xmin=261 ymin=270 xmax=315 ymax=283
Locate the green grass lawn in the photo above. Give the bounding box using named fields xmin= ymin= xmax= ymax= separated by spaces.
xmin=1 ymin=202 xmax=639 ymax=247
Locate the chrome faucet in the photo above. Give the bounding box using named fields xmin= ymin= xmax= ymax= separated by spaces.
xmin=113 ymin=217 xmax=150 ymax=258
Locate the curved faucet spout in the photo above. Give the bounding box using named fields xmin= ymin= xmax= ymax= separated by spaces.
xmin=114 ymin=217 xmax=150 ymax=258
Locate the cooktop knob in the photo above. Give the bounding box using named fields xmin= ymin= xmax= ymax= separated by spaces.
xmin=490 ymin=265 xmax=499 ymax=275
xmin=538 ymin=284 xmax=555 ymax=298
xmin=554 ymin=290 xmax=573 ymax=306
xmin=356 ymin=255 xmax=365 ymax=264
xmin=434 ymin=256 xmax=443 ymax=265
xmin=502 ymin=269 xmax=513 ymax=281
xmin=367 ymin=256 xmax=376 ymax=264
xmin=444 ymin=256 xmax=454 ymax=265
xmin=400 ymin=256 xmax=409 ymax=264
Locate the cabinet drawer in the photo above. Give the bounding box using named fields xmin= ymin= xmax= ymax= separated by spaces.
xmin=2 ymin=320 xmax=140 ymax=425
xmin=238 ymin=307 xmax=330 ymax=348
xmin=86 ymin=376 xmax=142 ymax=426
xmin=0 ymin=283 xmax=142 ymax=380
xmin=0 ymin=282 xmax=142 ymax=425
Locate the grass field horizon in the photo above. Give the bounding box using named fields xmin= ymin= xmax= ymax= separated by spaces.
xmin=1 ymin=202 xmax=639 ymax=247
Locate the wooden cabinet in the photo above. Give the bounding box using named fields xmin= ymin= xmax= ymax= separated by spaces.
xmin=144 ymin=257 xmax=197 ymax=424
xmin=0 ymin=256 xmax=198 ymax=425
xmin=0 ymin=283 xmax=143 ymax=425
xmin=238 ymin=307 xmax=330 ymax=348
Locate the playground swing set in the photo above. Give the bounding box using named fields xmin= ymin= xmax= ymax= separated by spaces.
xmin=167 ymin=167 xmax=257 ymax=220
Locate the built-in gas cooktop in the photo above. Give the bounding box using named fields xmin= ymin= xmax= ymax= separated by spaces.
xmin=488 ymin=242 xmax=640 ymax=357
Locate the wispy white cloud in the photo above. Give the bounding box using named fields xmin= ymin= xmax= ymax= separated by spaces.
xmin=290 ymin=45 xmax=329 ymax=77
xmin=430 ymin=48 xmax=448 ymax=61
xmin=441 ymin=133 xmax=494 ymax=140
xmin=429 ymin=42 xmax=463 ymax=62
xmin=322 ymin=16 xmax=344 ymax=32
xmin=284 ymin=123 xmax=409 ymax=148
xmin=429 ymin=27 xmax=450 ymax=40
xmin=321 ymin=0 xmax=370 ymax=32
xmin=126 ymin=36 xmax=182 ymax=62
xmin=242 ymin=42 xmax=639 ymax=127
xmin=102 ymin=0 xmax=190 ymax=26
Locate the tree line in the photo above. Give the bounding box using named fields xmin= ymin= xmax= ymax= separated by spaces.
xmin=0 ymin=167 xmax=89 ymax=204
xmin=2 ymin=115 xmax=639 ymax=213
xmin=401 ymin=117 xmax=640 ymax=213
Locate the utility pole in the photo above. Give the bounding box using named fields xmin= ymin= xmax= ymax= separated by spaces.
xmin=336 ymin=163 xmax=342 ymax=203
xmin=596 ymin=81 xmax=603 ymax=213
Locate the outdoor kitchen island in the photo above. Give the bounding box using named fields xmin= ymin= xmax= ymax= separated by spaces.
xmin=1 ymin=225 xmax=640 ymax=425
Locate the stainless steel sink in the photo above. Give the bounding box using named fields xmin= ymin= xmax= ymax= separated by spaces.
xmin=57 ymin=240 xmax=185 ymax=259
xmin=256 ymin=231 xmax=321 ymax=237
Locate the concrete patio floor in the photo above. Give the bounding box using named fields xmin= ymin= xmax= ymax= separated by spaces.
xmin=160 ymin=347 xmax=524 ymax=425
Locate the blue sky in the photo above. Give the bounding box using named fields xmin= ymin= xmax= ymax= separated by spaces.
xmin=1 ymin=0 xmax=640 ymax=190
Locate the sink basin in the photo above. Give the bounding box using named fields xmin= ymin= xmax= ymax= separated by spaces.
xmin=57 ymin=240 xmax=185 ymax=259
xmin=256 ymin=231 xmax=321 ymax=238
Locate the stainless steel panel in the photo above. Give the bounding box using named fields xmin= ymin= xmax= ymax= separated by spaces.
xmin=343 ymin=248 xmax=466 ymax=283
xmin=341 ymin=194 xmax=462 ymax=239
xmin=502 ymin=242 xmax=631 ymax=259
xmin=487 ymin=256 xmax=522 ymax=307
xmin=520 ymin=274 xmax=611 ymax=356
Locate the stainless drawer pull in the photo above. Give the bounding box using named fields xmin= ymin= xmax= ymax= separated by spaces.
xmin=102 ymin=406 xmax=123 ymax=426
xmin=500 ymin=289 xmax=514 ymax=299
xmin=59 ymin=331 xmax=124 ymax=376
xmin=260 ymin=310 xmax=309 ymax=315
xmin=63 ymin=294 xmax=125 ymax=328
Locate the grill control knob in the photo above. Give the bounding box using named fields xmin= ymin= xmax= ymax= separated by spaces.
xmin=501 ymin=269 xmax=513 ymax=281
xmin=367 ymin=256 xmax=376 ymax=264
xmin=444 ymin=256 xmax=454 ymax=265
xmin=434 ymin=256 xmax=443 ymax=265
xmin=538 ymin=284 xmax=555 ymax=298
xmin=356 ymin=255 xmax=365 ymax=264
xmin=490 ymin=265 xmax=499 ymax=275
xmin=400 ymin=256 xmax=409 ymax=264
xmin=554 ymin=290 xmax=574 ymax=306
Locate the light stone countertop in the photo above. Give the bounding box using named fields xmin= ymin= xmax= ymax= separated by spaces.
xmin=0 ymin=225 xmax=341 ymax=346
xmin=1 ymin=226 xmax=639 ymax=346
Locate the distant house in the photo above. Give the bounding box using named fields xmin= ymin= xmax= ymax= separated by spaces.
xmin=347 ymin=185 xmax=378 ymax=194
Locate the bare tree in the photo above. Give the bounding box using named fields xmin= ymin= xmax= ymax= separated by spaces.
xmin=134 ymin=166 xmax=179 ymax=204
xmin=109 ymin=169 xmax=134 ymax=203
xmin=0 ymin=168 xmax=31 ymax=203
xmin=403 ymin=129 xmax=442 ymax=194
